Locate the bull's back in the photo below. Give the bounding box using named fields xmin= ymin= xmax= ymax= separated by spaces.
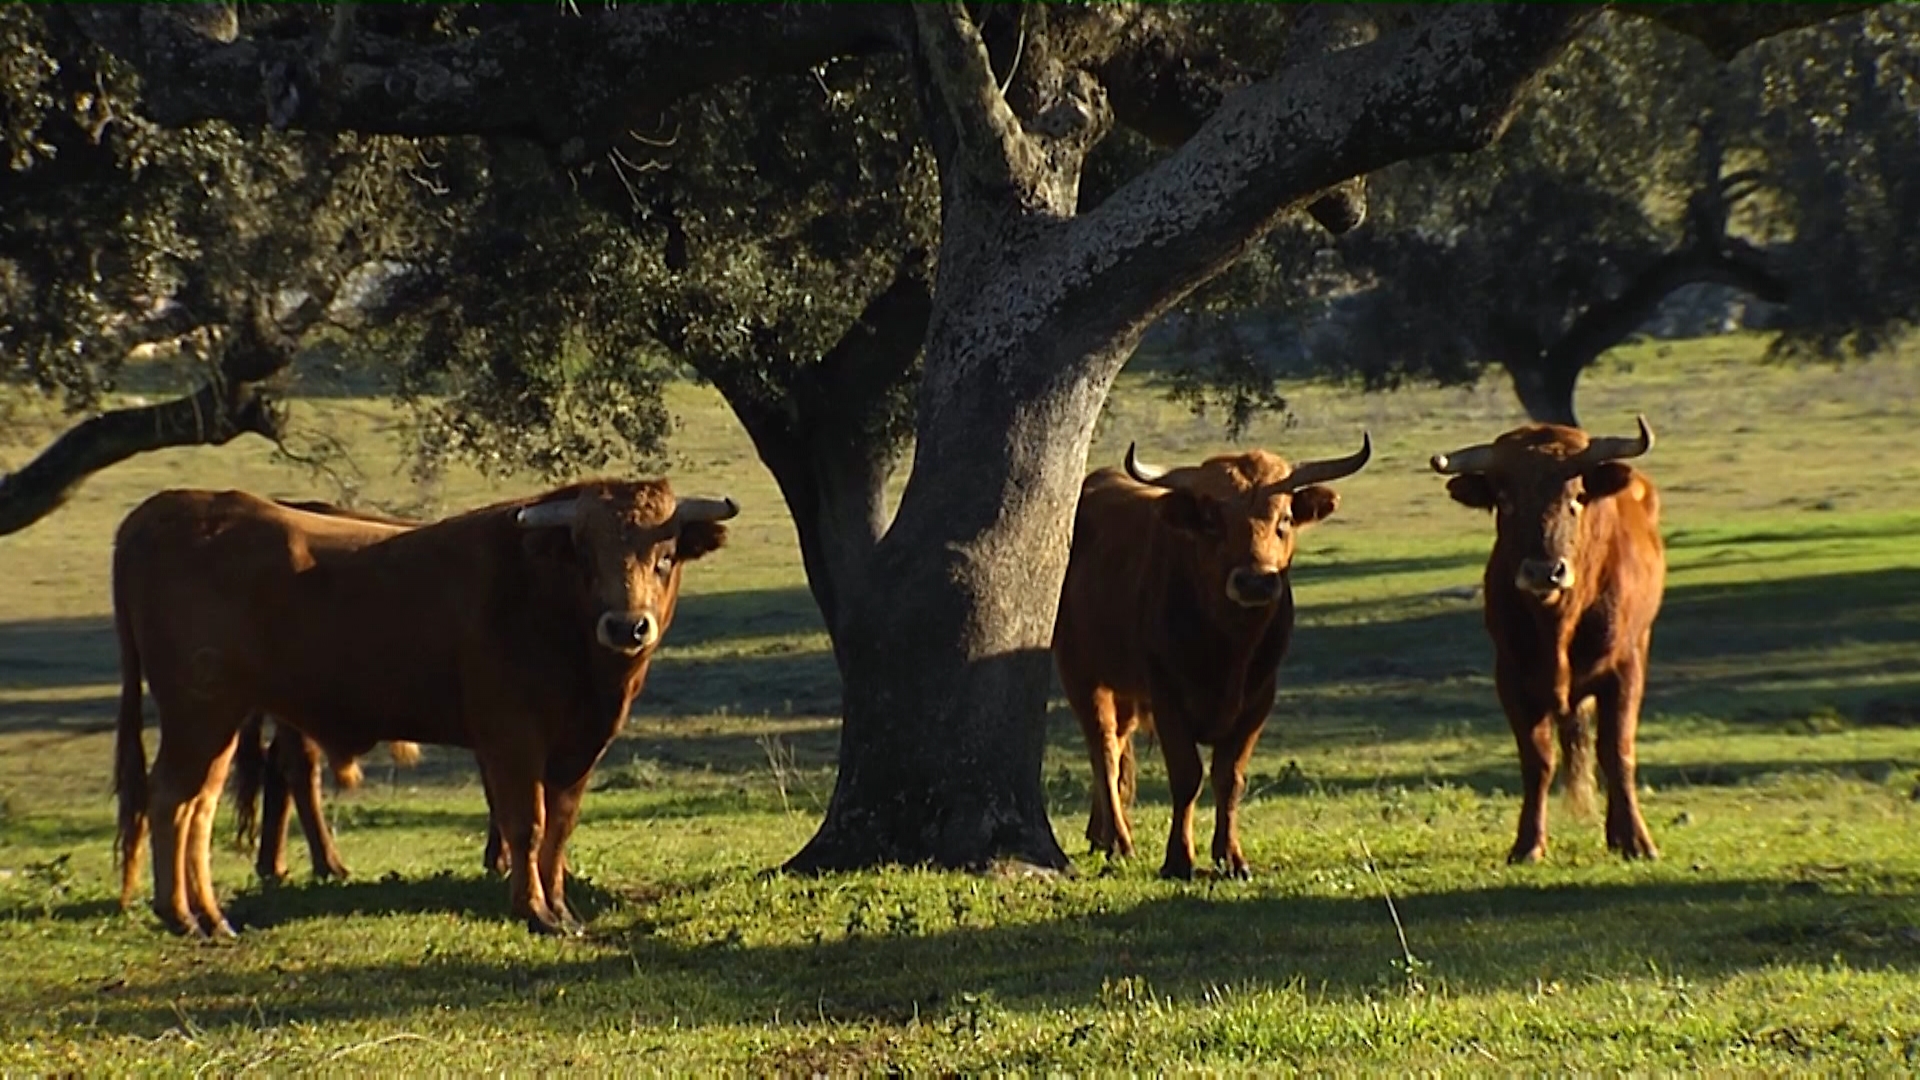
xmin=114 ymin=491 xmax=455 ymax=731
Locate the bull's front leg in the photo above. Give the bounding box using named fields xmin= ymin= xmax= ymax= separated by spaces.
xmin=479 ymin=754 xmax=563 ymax=934
xmin=1495 ymin=660 xmax=1557 ymax=864
xmin=1594 ymin=651 xmax=1658 ymax=860
xmin=1156 ymin=723 xmax=1205 ymax=881
xmin=1208 ymin=727 xmax=1262 ymax=880
xmin=537 ymin=775 xmax=591 ymax=935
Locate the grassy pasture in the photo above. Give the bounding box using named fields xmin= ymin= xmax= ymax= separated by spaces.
xmin=1 ymin=334 xmax=1918 ymax=1071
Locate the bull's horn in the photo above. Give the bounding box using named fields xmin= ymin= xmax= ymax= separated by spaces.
xmin=1430 ymin=439 xmax=1498 ymax=476
xmin=515 ymin=498 xmax=580 ymax=529
xmin=1124 ymin=442 xmax=1181 ymax=489
xmin=1573 ymin=414 xmax=1654 ymax=467
xmin=672 ymin=495 xmax=740 ymax=523
xmin=1274 ymin=431 xmax=1372 ymax=492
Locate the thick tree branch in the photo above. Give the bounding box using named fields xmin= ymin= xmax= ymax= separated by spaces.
xmin=911 ymin=3 xmax=1040 ymax=199
xmin=1548 ymin=242 xmax=1787 ymax=378
xmin=1054 ymin=6 xmax=1600 ymax=351
xmin=66 ymin=5 xmax=899 ymax=158
xmin=1509 ymin=238 xmax=1788 ymax=426
xmin=1621 ymin=4 xmax=1879 ymax=61
xmin=0 ymin=342 xmax=289 ymax=537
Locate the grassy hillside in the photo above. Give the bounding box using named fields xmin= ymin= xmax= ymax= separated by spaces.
xmin=1 ymin=335 xmax=1917 ymax=1071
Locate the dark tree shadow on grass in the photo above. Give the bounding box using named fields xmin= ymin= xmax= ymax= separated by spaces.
xmin=40 ymin=874 xmax=1920 ymax=1039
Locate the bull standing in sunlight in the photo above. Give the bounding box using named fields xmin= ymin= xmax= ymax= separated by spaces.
xmin=1431 ymin=417 xmax=1666 ymax=864
xmin=1054 ymin=434 xmax=1372 ymax=880
xmin=111 ymin=480 xmax=735 ymax=937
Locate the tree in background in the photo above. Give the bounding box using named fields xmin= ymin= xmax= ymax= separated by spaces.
xmin=5 ymin=4 xmax=1870 ymax=872
xmin=1172 ymin=7 xmax=1916 ymax=429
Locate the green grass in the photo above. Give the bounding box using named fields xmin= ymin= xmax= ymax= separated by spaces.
xmin=2 ymin=334 xmax=1919 ymax=1071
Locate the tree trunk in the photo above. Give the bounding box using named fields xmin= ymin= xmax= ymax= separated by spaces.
xmin=1504 ymin=355 xmax=1581 ymax=427
xmin=788 ymin=222 xmax=1134 ymax=873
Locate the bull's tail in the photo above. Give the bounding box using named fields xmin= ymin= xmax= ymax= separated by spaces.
xmin=329 ymin=753 xmax=364 ymax=791
xmin=111 ymin=576 xmax=148 ymax=911
xmin=1556 ymin=697 xmax=1596 ymax=819
xmin=230 ymin=713 xmax=268 ymax=849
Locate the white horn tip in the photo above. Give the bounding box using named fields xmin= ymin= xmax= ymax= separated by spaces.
xmin=1429 ymin=454 xmax=1450 ymax=474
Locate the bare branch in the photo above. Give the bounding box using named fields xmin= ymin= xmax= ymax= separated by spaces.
xmin=911 ymin=2 xmax=1040 ymax=198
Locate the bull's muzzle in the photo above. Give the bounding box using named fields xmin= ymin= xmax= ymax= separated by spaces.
xmin=1226 ymin=567 xmax=1285 ymax=608
xmin=1515 ymin=558 xmax=1575 ymax=598
xmin=595 ymin=611 xmax=660 ymax=654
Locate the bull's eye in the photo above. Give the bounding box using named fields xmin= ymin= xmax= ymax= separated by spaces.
xmin=655 ymin=552 xmax=675 ymax=577
xmin=1276 ymin=514 xmax=1293 ymax=535
xmin=1569 ymin=498 xmax=1585 ymax=515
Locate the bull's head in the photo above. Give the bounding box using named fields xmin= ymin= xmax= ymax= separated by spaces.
xmin=1430 ymin=417 xmax=1653 ymax=602
xmin=1124 ymin=434 xmax=1371 ymax=608
xmin=516 ymin=482 xmax=737 ymax=655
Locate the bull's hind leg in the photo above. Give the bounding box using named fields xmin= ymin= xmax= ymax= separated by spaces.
xmin=1073 ymin=687 xmax=1135 ymax=859
xmin=1497 ymin=662 xmax=1557 ymax=864
xmin=282 ymin=733 xmax=350 ymax=879
xmin=1595 ymin=651 xmax=1658 ymax=860
xmin=148 ymin=709 xmax=241 ymax=937
xmin=185 ymin=741 xmax=240 ymax=938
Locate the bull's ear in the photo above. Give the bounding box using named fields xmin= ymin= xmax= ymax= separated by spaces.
xmin=1445 ymin=474 xmax=1498 ymax=512
xmin=1156 ymin=490 xmax=1218 ymax=535
xmin=1290 ymin=484 xmax=1340 ymax=526
xmin=1580 ymin=462 xmax=1635 ymax=501
xmin=675 ymin=521 xmax=729 ymax=562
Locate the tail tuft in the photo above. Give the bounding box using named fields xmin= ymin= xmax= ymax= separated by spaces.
xmin=231 ymin=713 xmax=268 ymax=849
xmin=330 ymin=755 xmax=364 ymax=791
xmin=387 ymin=741 xmax=422 ymax=769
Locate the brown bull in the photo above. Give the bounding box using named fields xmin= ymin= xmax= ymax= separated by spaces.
xmin=1054 ymin=434 xmax=1371 ymax=879
xmin=113 ymin=479 xmax=735 ymax=937
xmin=1431 ymin=416 xmax=1665 ymax=863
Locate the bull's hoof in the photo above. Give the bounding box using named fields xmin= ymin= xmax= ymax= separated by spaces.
xmin=313 ymin=861 xmax=352 ymax=882
xmin=525 ymin=914 xmax=585 ymax=938
xmin=1217 ymin=862 xmax=1253 ymax=881
xmin=254 ymin=868 xmax=288 ymax=888
xmin=1157 ymin=861 xmax=1195 ymax=881
xmin=1506 ymin=843 xmax=1547 ymax=865
xmin=1609 ymin=834 xmax=1660 ymax=860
